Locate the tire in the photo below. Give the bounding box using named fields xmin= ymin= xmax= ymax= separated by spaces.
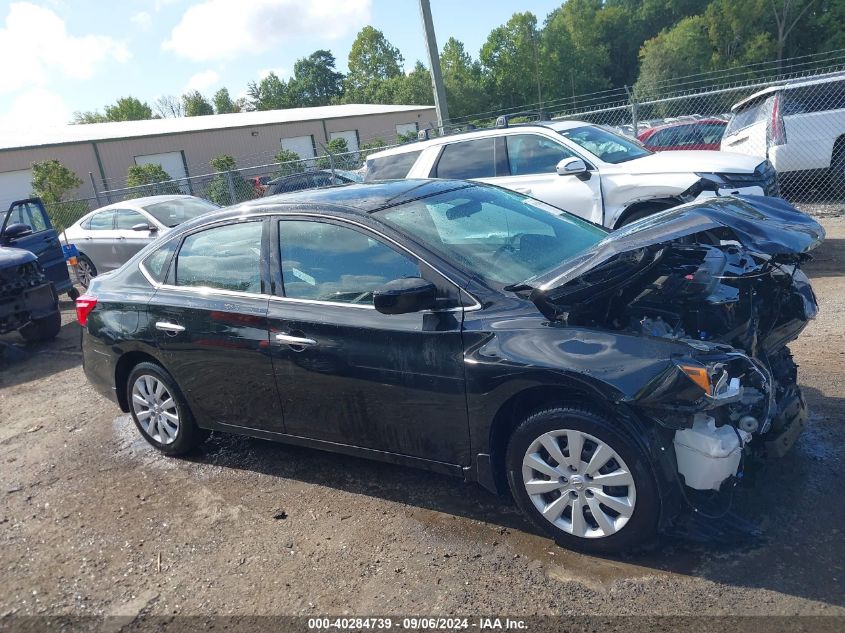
xmin=505 ymin=407 xmax=659 ymax=554
xmin=75 ymin=254 xmax=97 ymax=289
xmin=67 ymin=287 xmax=80 ymax=301
xmin=616 ymin=204 xmax=668 ymax=228
xmin=19 ymin=311 xmax=61 ymax=342
xmin=126 ymin=362 xmax=208 ymax=455
xmin=830 ymin=141 xmax=845 ymax=196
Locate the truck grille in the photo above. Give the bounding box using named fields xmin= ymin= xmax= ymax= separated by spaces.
xmin=0 ymin=261 xmax=45 ymax=299
xmin=718 ymin=161 xmax=780 ymax=197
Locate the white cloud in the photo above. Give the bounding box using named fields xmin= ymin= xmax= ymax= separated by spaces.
xmin=0 ymin=88 xmax=71 ymax=130
xmin=131 ymin=11 xmax=152 ymax=30
xmin=162 ymin=0 xmax=371 ymax=61
xmin=0 ymin=2 xmax=130 ymax=95
xmin=185 ymin=69 xmax=219 ymax=92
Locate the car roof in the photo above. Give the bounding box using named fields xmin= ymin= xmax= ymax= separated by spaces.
xmin=731 ymin=71 xmax=845 ymax=111
xmin=365 ymin=120 xmax=590 ymax=160
xmin=92 ymin=194 xmax=198 ymax=212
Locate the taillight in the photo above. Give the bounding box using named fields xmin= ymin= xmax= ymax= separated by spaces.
xmin=75 ymin=294 xmax=97 ymax=327
xmin=769 ymin=93 xmax=786 ymax=146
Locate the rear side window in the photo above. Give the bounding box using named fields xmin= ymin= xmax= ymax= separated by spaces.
xmin=726 ymin=96 xmax=773 ymax=135
xmin=142 ymin=239 xmax=177 ymax=283
xmin=435 ymin=138 xmax=498 ymax=179
xmin=782 ymin=81 xmax=845 ymax=115
xmin=175 ymin=221 xmax=263 ymax=293
xmin=88 ymin=211 xmax=115 ymax=230
xmin=365 ymin=151 xmax=422 ymax=181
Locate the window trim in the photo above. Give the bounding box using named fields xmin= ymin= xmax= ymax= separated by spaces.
xmin=139 ymin=211 xmax=481 ymax=312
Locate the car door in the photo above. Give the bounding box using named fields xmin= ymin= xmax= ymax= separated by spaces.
xmin=266 ymin=216 xmax=469 ymax=465
xmin=146 ymin=218 xmax=285 ymax=432
xmin=1 ymin=199 xmax=70 ymax=292
xmin=495 ymin=134 xmax=603 ymax=224
xmin=114 ymin=209 xmax=157 ymax=265
xmin=77 ymin=210 xmax=119 ymax=272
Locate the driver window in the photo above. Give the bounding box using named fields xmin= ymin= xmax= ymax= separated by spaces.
xmin=506 ymin=134 xmax=576 ymax=176
xmin=279 ymin=220 xmax=420 ymax=305
xmin=7 ymin=202 xmax=48 ymax=232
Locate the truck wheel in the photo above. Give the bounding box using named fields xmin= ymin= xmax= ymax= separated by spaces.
xmin=830 ymin=140 xmax=845 ymax=195
xmin=19 ymin=311 xmax=62 ymax=342
xmin=615 ymin=203 xmax=670 ymax=228
xmin=76 ymin=254 xmax=96 ymax=289
xmin=506 ymin=406 xmax=659 ymax=553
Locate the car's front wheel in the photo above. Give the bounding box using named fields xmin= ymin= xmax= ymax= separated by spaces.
xmin=127 ymin=362 xmax=207 ymax=455
xmin=506 ymin=407 xmax=658 ymax=553
xmin=19 ymin=311 xmax=61 ymax=342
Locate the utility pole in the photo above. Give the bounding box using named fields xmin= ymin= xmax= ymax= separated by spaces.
xmin=418 ymin=0 xmax=449 ymax=132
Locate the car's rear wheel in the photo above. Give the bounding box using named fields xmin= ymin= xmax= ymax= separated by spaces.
xmin=76 ymin=254 xmax=96 ymax=289
xmin=506 ymin=407 xmax=658 ymax=553
xmin=19 ymin=311 xmax=61 ymax=342
xmin=127 ymin=362 xmax=207 ymax=455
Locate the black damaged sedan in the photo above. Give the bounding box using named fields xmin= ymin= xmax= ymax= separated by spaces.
xmin=78 ymin=180 xmax=823 ymax=552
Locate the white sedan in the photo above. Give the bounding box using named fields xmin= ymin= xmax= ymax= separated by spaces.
xmin=64 ymin=195 xmax=218 ymax=287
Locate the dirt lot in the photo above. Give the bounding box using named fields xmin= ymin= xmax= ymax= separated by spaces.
xmin=1 ymin=216 xmax=844 ymax=624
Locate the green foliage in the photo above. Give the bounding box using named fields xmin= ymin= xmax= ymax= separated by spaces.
xmin=182 ymin=90 xmax=214 ymax=116
xmin=207 ymin=155 xmax=253 ymax=205
xmin=30 ymin=159 xmax=82 ymax=205
xmin=291 ymin=50 xmax=344 ymax=106
xmin=45 ymin=200 xmax=91 ymax=232
xmin=393 ymin=61 xmax=435 ymax=105
xmin=73 ymin=96 xmax=153 ymax=124
xmin=213 ymin=88 xmax=238 ymax=114
xmin=480 ymin=12 xmax=544 ymax=111
xmin=440 ymin=38 xmax=487 ymax=121
xmin=316 ymin=138 xmax=349 ymax=170
xmin=273 ymin=149 xmax=305 ymax=178
xmin=359 ymin=138 xmax=388 ymax=159
xmin=344 ymin=26 xmax=404 ymax=102
xmin=125 ymin=163 xmax=180 ymax=198
xmin=247 ymin=72 xmax=296 ymax=111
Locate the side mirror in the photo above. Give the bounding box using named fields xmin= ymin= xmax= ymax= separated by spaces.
xmin=1 ymin=223 xmax=33 ymax=241
xmin=132 ymin=223 xmax=157 ymax=232
xmin=373 ymin=277 xmax=437 ymax=315
xmin=556 ymin=157 xmax=587 ymax=176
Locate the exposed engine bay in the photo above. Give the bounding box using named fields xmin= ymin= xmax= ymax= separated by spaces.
xmin=527 ymin=196 xmax=823 ymax=498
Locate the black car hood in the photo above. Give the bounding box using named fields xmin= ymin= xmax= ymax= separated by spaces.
xmin=0 ymin=246 xmax=37 ymax=267
xmin=527 ymin=195 xmax=824 ymax=296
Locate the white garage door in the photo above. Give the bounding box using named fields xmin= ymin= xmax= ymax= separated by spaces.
xmin=0 ymin=168 xmax=33 ymax=209
xmin=329 ymin=130 xmax=359 ymax=153
xmin=396 ymin=123 xmax=418 ymax=138
xmin=134 ymin=151 xmax=189 ymax=193
xmin=281 ymin=135 xmax=315 ymax=161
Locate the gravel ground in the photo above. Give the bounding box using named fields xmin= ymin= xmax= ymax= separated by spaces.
xmin=1 ymin=215 xmax=843 ymax=626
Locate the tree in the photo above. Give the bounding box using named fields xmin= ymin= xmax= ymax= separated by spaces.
xmin=440 ymin=38 xmax=487 ymax=121
xmin=273 ymin=148 xmax=305 ymax=177
xmin=770 ymin=0 xmax=819 ymax=65
xmin=247 ymin=72 xmax=296 ymax=110
xmin=213 ymin=88 xmax=238 ymax=114
xmin=291 ymin=50 xmax=344 ymax=106
xmin=182 ymin=90 xmax=214 ymax=116
xmin=316 ymin=137 xmax=349 ymax=170
xmin=30 ymin=160 xmax=82 ymax=204
xmin=393 ymin=61 xmax=434 ymax=106
xmin=126 ymin=163 xmax=180 ymax=197
xmin=207 ymin=154 xmax=253 ymax=205
xmin=344 ymin=26 xmax=404 ymax=103
xmin=635 ymin=15 xmax=714 ymax=99
xmin=104 ymin=96 xmax=153 ymax=121
xmin=480 ymin=13 xmax=543 ymax=111
xmin=153 ymin=95 xmax=184 ymax=118
xmin=360 ymin=138 xmax=387 ymax=159
xmin=72 ymin=110 xmax=108 ymax=124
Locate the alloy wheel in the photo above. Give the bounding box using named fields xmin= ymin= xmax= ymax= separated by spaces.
xmin=521 ymin=429 xmax=636 ymax=539
xmin=76 ymin=259 xmax=94 ymax=288
xmin=131 ymin=374 xmax=180 ymax=445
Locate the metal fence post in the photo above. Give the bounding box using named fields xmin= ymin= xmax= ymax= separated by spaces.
xmin=226 ymin=171 xmax=236 ymax=205
xmin=624 ymin=85 xmax=638 ymax=134
xmin=88 ymin=172 xmax=102 ymax=207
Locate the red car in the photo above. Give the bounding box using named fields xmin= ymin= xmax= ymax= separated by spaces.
xmin=637 ymin=119 xmax=727 ymax=151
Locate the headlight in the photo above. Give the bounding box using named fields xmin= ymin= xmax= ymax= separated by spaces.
xmin=694 ymin=172 xmax=729 ymax=188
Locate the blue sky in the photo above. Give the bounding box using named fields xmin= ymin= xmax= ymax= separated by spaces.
xmin=0 ymin=0 xmax=564 ymax=131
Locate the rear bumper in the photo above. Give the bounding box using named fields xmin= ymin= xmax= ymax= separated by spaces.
xmin=0 ymin=282 xmax=59 ymax=334
xmin=81 ymin=329 xmax=119 ymax=404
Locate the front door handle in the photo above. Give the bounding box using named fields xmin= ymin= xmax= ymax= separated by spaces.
xmin=275 ymin=333 xmax=317 ymax=347
xmin=155 ymin=321 xmax=185 ymax=333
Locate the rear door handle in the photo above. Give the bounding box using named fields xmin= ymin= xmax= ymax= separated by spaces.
xmin=155 ymin=321 xmax=185 ymax=333
xmin=275 ymin=333 xmax=317 ymax=347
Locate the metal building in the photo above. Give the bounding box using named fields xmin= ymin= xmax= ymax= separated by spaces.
xmin=0 ymin=103 xmax=435 ymax=208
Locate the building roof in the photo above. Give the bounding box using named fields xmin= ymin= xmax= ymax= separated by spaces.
xmin=0 ymin=104 xmax=434 ymax=152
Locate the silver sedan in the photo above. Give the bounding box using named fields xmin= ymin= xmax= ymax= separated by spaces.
xmin=64 ymin=195 xmax=218 ymax=287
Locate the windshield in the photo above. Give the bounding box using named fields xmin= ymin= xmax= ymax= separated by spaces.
xmin=143 ymin=198 xmax=219 ymax=228
xmin=560 ymin=126 xmax=651 ymax=164
xmin=378 ymin=186 xmax=606 ymax=286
